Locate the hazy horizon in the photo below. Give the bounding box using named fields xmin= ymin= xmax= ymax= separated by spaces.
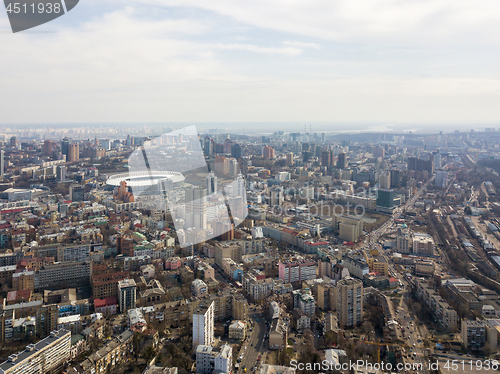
xmin=0 ymin=121 xmax=497 ymax=135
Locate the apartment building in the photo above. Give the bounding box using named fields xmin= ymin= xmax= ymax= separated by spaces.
xmin=332 ymin=215 xmax=364 ymax=242
xmin=12 ymin=270 xmax=35 ymax=291
xmin=292 ymin=289 xmax=315 ymax=317
xmin=414 ymin=278 xmax=458 ymax=331
xmin=242 ymin=272 xmax=274 ymax=301
xmin=221 ymin=258 xmax=243 ymax=281
xmin=0 ymin=266 xmax=16 ymax=288
xmin=0 ymin=329 xmax=70 ymax=374
xmin=278 ymin=259 xmax=316 ymax=283
xmin=412 ymin=233 xmax=434 ymax=256
xmin=94 ymin=297 xmax=117 ymax=316
xmin=118 ymin=278 xmax=137 ymax=313
xmin=396 ymin=226 xmax=411 ymax=254
xmin=269 ymin=318 xmax=288 ymax=350
xmin=67 ymin=330 xmax=133 ymax=374
xmin=231 ymin=294 xmax=248 ymax=321
xmin=92 ymin=271 xmax=129 ymax=300
xmin=316 ymin=282 xmax=336 ymax=311
xmin=192 ymin=301 xmax=214 ymax=348
xmin=342 ymin=255 xmax=369 ymax=279
xmin=191 ymin=279 xmax=208 ymax=297
xmin=229 ymin=320 xmax=247 ymax=341
xmin=461 ymin=320 xmax=497 ymax=351
xmin=337 ymin=277 xmax=363 ymax=329
xmin=56 ymin=244 xmax=91 ymax=262
xmin=214 ymin=242 xmax=243 ymax=268
xmin=34 ymin=262 xmax=91 ymax=291
xmin=362 ymin=250 xmax=389 ymax=276
xmin=195 ymin=343 xmax=232 ymax=374
xmin=414 ymin=260 xmax=435 ymax=276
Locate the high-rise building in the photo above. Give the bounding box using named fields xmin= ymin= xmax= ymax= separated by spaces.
xmin=228 ymin=158 xmax=238 ymax=177
xmin=69 ymin=184 xmax=85 ymax=202
xmin=379 ymin=171 xmax=391 ymax=189
xmin=0 ymin=150 xmax=4 ymax=177
xmin=0 ymin=329 xmax=71 ymax=374
xmin=206 ymin=172 xmax=217 ymax=195
xmin=321 ymin=151 xmax=331 ymax=167
xmin=100 ymin=139 xmax=111 ymax=150
xmin=337 ymin=153 xmax=347 ymax=169
xmin=434 ymin=153 xmax=442 ymax=169
xmin=118 ymin=278 xmax=137 ymax=313
xmin=337 ymin=277 xmax=363 ymax=329
xmin=286 ymin=152 xmax=294 ymax=167
xmin=263 ymin=146 xmax=275 ymax=160
xmin=376 ymin=188 xmax=395 ymax=211
xmin=374 ymin=146 xmax=385 ymax=159
xmin=68 ymin=143 xmax=79 ymax=162
xmin=185 ymin=186 xmax=207 ymax=230
xmin=57 ymin=166 xmax=66 ymax=182
xmin=269 ymin=187 xmax=284 ymax=207
xmin=214 ymin=155 xmax=229 ymax=175
xmin=435 ymin=170 xmax=448 ymax=188
xmin=43 ymin=140 xmax=53 ymax=155
xmin=294 ymin=141 xmax=302 ymax=155
xmin=396 ymin=226 xmax=411 ymax=254
xmin=390 ymin=169 xmax=401 ymax=188
xmin=408 ymin=156 xmax=433 ymax=174
xmin=61 ymin=138 xmax=69 ymax=158
xmin=204 ymin=137 xmax=214 ymax=156
xmin=193 ymin=301 xmax=215 ymax=348
xmin=231 ymin=143 xmax=242 ymax=160
xmin=9 ymin=136 xmax=17 ymax=148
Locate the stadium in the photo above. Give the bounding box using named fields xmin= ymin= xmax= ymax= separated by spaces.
xmin=106 ymin=171 xmax=185 ymax=194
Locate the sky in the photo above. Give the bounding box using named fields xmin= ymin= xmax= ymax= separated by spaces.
xmin=1 ymin=0 xmax=500 ymax=128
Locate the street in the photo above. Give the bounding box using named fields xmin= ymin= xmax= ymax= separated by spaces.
xmin=237 ymin=309 xmax=267 ymax=374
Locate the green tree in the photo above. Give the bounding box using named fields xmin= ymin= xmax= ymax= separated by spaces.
xmin=143 ymin=345 xmax=156 ymax=363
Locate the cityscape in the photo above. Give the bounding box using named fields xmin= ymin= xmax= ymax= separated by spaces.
xmin=0 ymin=127 xmax=499 ymax=374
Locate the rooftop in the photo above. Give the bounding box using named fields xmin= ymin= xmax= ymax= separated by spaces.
xmin=0 ymin=329 xmax=70 ymax=371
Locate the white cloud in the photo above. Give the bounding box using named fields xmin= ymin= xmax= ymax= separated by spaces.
xmin=282 ymin=41 xmax=320 ymax=50
xmin=0 ymin=0 xmax=500 ymax=124
xmin=128 ymin=0 xmax=500 ymax=46
xmin=212 ymin=43 xmax=303 ymax=56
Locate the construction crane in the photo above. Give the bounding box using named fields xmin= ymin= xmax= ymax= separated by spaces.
xmin=359 ymin=340 xmax=408 ymax=363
